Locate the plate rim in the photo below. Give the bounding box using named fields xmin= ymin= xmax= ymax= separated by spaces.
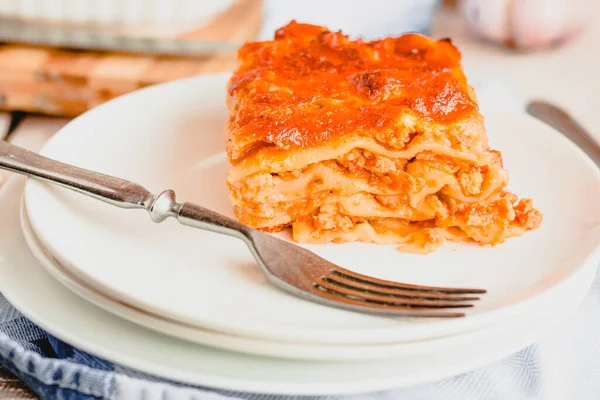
xmin=21 ymin=202 xmax=596 ymax=361
xmin=0 ymin=177 xmax=594 ymax=395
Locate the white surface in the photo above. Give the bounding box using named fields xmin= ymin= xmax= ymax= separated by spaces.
xmin=22 ymin=73 xmax=600 ymax=346
xmin=22 ymin=205 xmax=596 ymax=361
xmin=0 ymin=0 xmax=234 ymax=28
xmin=0 ymin=176 xmax=594 ymax=395
xmin=259 ymin=0 xmax=438 ymax=40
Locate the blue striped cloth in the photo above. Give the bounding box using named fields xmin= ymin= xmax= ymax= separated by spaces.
xmin=1 ymin=270 xmax=600 ymax=400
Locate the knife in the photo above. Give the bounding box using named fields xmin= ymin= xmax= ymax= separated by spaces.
xmin=526 ymin=100 xmax=600 ymax=167
xmin=0 ymin=17 xmax=241 ymax=56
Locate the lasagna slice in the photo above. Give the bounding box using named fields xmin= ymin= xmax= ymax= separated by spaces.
xmin=225 ymin=21 xmax=542 ymax=253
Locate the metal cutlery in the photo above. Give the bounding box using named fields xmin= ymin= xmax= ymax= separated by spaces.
xmin=0 ymin=140 xmax=485 ymax=317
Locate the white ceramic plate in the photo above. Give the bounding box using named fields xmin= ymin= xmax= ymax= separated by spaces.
xmin=23 ymin=205 xmax=596 ymax=361
xmin=0 ymin=177 xmax=594 ymax=395
xmin=23 ymin=73 xmax=600 ymax=345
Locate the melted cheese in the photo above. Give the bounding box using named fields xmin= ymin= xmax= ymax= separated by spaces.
xmin=224 ymin=22 xmax=542 ymax=253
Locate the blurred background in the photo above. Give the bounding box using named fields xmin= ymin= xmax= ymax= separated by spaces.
xmin=0 ymin=0 xmax=594 ymax=118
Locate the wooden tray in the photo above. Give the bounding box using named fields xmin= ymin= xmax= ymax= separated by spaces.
xmin=0 ymin=0 xmax=262 ymax=117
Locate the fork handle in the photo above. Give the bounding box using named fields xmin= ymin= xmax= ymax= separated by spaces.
xmin=152 ymin=192 xmax=252 ymax=240
xmin=0 ymin=140 xmax=151 ymax=208
xmin=0 ymin=140 xmax=251 ymax=239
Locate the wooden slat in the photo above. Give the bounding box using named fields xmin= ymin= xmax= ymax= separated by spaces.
xmin=0 ymin=46 xmax=49 ymax=73
xmin=0 ymin=69 xmax=39 ymax=84
xmin=88 ymin=55 xmax=155 ymax=92
xmin=60 ymin=53 xmax=103 ymax=85
xmin=140 ymin=57 xmax=211 ymax=86
xmin=195 ymin=52 xmax=238 ymax=75
xmin=180 ymin=0 xmax=263 ymax=41
xmin=0 ymin=0 xmax=262 ymax=116
xmin=39 ymin=51 xmax=84 ymax=81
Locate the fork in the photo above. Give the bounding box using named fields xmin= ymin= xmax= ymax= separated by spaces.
xmin=0 ymin=140 xmax=485 ymax=317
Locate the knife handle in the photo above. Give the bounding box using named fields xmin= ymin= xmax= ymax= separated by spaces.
xmin=527 ymin=101 xmax=600 ymax=167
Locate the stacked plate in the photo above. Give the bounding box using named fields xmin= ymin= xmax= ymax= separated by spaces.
xmin=1 ymin=73 xmax=600 ymax=395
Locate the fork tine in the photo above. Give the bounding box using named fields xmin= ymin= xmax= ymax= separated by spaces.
xmin=329 ymin=267 xmax=487 ymax=294
xmin=317 ymin=280 xmax=475 ymax=308
xmin=324 ymin=275 xmax=480 ymax=301
xmin=311 ymin=286 xmax=466 ymax=317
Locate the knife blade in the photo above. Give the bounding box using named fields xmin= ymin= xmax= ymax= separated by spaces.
xmin=0 ymin=17 xmax=241 ymax=56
